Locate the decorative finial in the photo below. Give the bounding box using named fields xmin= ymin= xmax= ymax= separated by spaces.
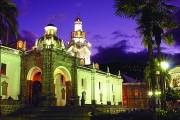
xmin=75 ymin=16 xmax=81 ymax=21
xmin=118 ymin=70 xmax=121 ymax=76
xmin=107 ymin=66 xmax=110 ymax=73
xmin=92 ymin=62 xmax=95 ymax=69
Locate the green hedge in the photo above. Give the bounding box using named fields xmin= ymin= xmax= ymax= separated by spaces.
xmin=91 ymin=110 xmax=180 ymax=120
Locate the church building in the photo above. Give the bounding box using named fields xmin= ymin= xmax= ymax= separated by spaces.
xmin=0 ymin=17 xmax=123 ymax=107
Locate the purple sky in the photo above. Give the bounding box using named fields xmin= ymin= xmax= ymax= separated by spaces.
xmin=14 ymin=0 xmax=180 ymax=55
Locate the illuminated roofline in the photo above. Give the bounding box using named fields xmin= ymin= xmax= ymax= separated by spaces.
xmin=77 ymin=66 xmax=120 ymax=78
xmin=0 ymin=45 xmax=21 ymax=55
xmin=123 ymin=82 xmax=146 ymax=85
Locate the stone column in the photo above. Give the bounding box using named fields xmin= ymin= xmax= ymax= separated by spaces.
xmin=70 ymin=53 xmax=79 ymax=106
xmin=91 ymin=63 xmax=96 ymax=105
xmin=41 ymin=45 xmax=56 ymax=106
xmin=106 ymin=67 xmax=111 ymax=105
xmin=20 ymin=52 xmax=28 ymax=104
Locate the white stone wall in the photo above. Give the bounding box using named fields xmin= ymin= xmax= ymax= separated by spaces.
xmin=77 ymin=67 xmax=92 ymax=104
xmin=0 ymin=46 xmax=21 ymax=100
xmin=77 ymin=66 xmax=123 ymax=105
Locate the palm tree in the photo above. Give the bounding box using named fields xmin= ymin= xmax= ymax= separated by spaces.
xmin=152 ymin=2 xmax=177 ymax=62
xmin=115 ymin=0 xmax=157 ymax=110
xmin=0 ymin=0 xmax=18 ymax=47
xmin=151 ymin=3 xmax=177 ymax=109
xmin=147 ymin=2 xmax=177 ymax=110
xmin=115 ymin=0 xmax=177 ymax=110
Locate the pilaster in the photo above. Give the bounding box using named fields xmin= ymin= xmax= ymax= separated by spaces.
xmin=91 ymin=63 xmax=96 ymax=105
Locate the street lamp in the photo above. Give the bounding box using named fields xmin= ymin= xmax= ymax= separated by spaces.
xmin=148 ymin=91 xmax=161 ymax=96
xmin=160 ymin=61 xmax=169 ymax=71
xmin=160 ymin=61 xmax=169 ymax=89
xmin=148 ymin=91 xmax=153 ymax=97
xmin=155 ymin=90 xmax=161 ymax=96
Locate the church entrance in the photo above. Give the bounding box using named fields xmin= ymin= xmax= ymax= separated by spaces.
xmin=31 ymin=72 xmax=42 ymax=105
xmin=54 ymin=66 xmax=71 ymax=106
xmin=27 ymin=67 xmax=42 ymax=105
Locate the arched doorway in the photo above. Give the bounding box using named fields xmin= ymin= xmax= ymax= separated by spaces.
xmin=27 ymin=67 xmax=42 ymax=105
xmin=54 ymin=66 xmax=71 ymax=106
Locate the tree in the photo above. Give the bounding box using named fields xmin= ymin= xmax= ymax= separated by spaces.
xmin=150 ymin=2 xmax=177 ymax=110
xmin=115 ymin=0 xmax=177 ymax=110
xmin=151 ymin=2 xmax=177 ymax=61
xmin=115 ymin=0 xmax=157 ymax=110
xmin=166 ymin=89 xmax=180 ymax=103
xmin=0 ymin=0 xmax=18 ymax=46
xmin=166 ymin=88 xmax=180 ymax=110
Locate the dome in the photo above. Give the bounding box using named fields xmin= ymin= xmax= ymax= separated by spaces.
xmin=44 ymin=24 xmax=57 ymax=35
xmin=35 ymin=24 xmax=65 ymax=49
xmin=37 ymin=36 xmax=63 ymax=48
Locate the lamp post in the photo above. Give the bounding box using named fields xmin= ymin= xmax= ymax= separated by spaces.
xmin=160 ymin=61 xmax=169 ymax=110
xmin=148 ymin=90 xmax=161 ymax=110
xmin=160 ymin=61 xmax=169 ymax=71
xmin=148 ymin=61 xmax=169 ymax=111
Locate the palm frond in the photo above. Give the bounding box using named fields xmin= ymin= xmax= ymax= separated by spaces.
xmin=164 ymin=34 xmax=174 ymax=45
xmin=0 ymin=0 xmax=18 ymax=43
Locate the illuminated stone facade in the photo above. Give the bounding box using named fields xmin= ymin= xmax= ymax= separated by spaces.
xmin=0 ymin=18 xmax=123 ymax=107
xmin=169 ymin=66 xmax=180 ymax=90
xmin=67 ymin=17 xmax=91 ymax=65
xmin=0 ymin=46 xmax=21 ymax=100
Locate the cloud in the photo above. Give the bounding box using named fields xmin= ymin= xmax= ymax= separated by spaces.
xmin=172 ymin=27 xmax=180 ymax=46
xmin=92 ymin=39 xmax=180 ymax=79
xmin=92 ymin=40 xmax=148 ymax=79
xmin=113 ymin=40 xmax=130 ymax=48
xmin=90 ymin=34 xmax=106 ymax=42
xmin=92 ymin=40 xmax=141 ymax=64
xmin=111 ymin=30 xmax=138 ymax=40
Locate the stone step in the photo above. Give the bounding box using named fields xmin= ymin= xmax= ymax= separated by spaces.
xmin=1 ymin=116 xmax=90 ymax=120
xmin=4 ymin=106 xmax=95 ymax=120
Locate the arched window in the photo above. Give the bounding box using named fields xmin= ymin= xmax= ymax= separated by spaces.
xmin=81 ymin=79 xmax=84 ymax=87
xmin=100 ymin=93 xmax=103 ymax=103
xmin=99 ymin=82 xmax=101 ymax=90
xmin=61 ymin=88 xmax=65 ymax=100
xmin=0 ymin=63 xmax=6 ymax=75
xmin=81 ymin=78 xmax=86 ymax=89
xmin=82 ymin=91 xmax=86 ymax=100
xmin=2 ymin=81 xmax=8 ymax=96
xmin=113 ymin=95 xmax=115 ymax=103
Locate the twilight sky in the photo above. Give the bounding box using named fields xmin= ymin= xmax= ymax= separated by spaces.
xmin=14 ymin=0 xmax=180 ymax=55
xmin=12 ymin=0 xmax=180 ymax=78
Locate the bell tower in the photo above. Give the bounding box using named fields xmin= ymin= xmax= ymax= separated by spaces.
xmin=74 ymin=17 xmax=83 ymax=31
xmin=67 ymin=17 xmax=91 ymax=65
